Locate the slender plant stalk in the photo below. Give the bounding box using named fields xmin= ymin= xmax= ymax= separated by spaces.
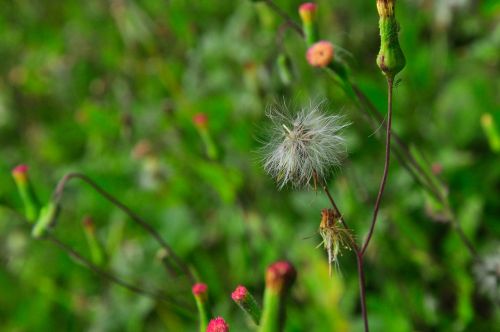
xmin=355 ymin=253 xmax=369 ymax=332
xmin=361 ymin=78 xmax=394 ymax=255
xmin=351 ymin=83 xmax=444 ymax=202
xmin=53 ymin=172 xmax=196 ymax=283
xmin=322 ymin=184 xmax=368 ymax=331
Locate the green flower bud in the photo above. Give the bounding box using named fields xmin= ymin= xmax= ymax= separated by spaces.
xmin=83 ymin=216 xmax=106 ymax=266
xmin=376 ymin=0 xmax=406 ymax=80
xmin=298 ymin=3 xmax=318 ymax=46
xmin=11 ymin=165 xmax=40 ymax=223
xmin=276 ymin=53 xmax=293 ymax=86
xmin=481 ymin=113 xmax=500 ymax=153
xmin=32 ymin=202 xmax=59 ymax=238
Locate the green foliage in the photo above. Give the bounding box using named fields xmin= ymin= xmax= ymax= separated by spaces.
xmin=0 ymin=0 xmax=499 ymax=331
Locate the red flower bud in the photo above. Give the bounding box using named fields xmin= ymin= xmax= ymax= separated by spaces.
xmin=206 ymin=317 xmax=229 ymax=332
xmin=231 ymin=285 xmax=248 ymax=302
xmin=265 ymin=261 xmax=297 ymax=293
xmin=192 ymin=283 xmax=208 ymax=297
xmin=193 ymin=113 xmax=208 ymax=129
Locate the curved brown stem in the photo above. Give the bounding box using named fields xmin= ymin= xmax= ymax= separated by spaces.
xmin=320 ymin=180 xmax=368 ymax=331
xmin=356 ymin=253 xmax=369 ymax=332
xmin=53 ymin=173 xmax=195 ymax=283
xmin=45 ymin=234 xmax=190 ymax=310
xmin=3 ymin=206 xmax=194 ymax=317
xmin=361 ymin=78 xmax=393 ymax=256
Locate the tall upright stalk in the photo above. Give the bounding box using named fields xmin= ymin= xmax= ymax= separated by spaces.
xmin=361 ymin=78 xmax=394 ymax=255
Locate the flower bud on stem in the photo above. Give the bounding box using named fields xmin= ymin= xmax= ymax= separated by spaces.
xmin=11 ymin=165 xmax=40 ymax=223
xmin=481 ymin=113 xmax=500 ymax=153
xmin=376 ymin=0 xmax=405 ymax=80
xmin=276 ymin=53 xmax=293 ymax=86
xmin=298 ymin=3 xmax=318 ymax=46
xmin=32 ymin=201 xmax=59 ymax=238
xmin=232 ymin=285 xmax=262 ymax=325
xmin=259 ymin=261 xmax=296 ymax=332
xmin=193 ymin=113 xmax=218 ymax=160
xmin=82 ymin=216 xmax=106 ymax=266
xmin=192 ymin=283 xmax=211 ymax=332
xmin=206 ymin=317 xmax=229 ymax=332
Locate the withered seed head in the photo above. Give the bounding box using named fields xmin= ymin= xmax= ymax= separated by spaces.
xmin=319 ymin=209 xmax=354 ymax=276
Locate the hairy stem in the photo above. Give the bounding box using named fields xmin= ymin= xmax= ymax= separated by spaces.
xmin=53 ymin=173 xmax=195 ymax=283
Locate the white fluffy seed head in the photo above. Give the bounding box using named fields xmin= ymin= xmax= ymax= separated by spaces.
xmin=261 ymin=100 xmax=349 ymax=189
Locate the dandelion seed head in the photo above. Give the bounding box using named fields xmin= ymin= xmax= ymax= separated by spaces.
xmin=261 ymin=100 xmax=348 ymax=189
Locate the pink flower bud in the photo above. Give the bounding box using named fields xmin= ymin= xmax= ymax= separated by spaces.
xmin=231 ymin=285 xmax=261 ymax=324
xmin=265 ymin=261 xmax=297 ymax=293
xmin=192 ymin=283 xmax=208 ymax=296
xmin=206 ymin=317 xmax=229 ymax=332
xmin=231 ymin=285 xmax=248 ymax=302
xmin=12 ymin=164 xmax=29 ymax=181
xmin=299 ymin=2 xmax=317 ymax=23
xmin=193 ymin=113 xmax=208 ymax=129
xmin=306 ymin=41 xmax=334 ymax=68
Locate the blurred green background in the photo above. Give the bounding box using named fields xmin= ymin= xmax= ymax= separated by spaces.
xmin=0 ymin=0 xmax=499 ymax=331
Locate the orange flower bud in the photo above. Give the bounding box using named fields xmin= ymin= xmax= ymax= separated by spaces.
xmin=306 ymin=41 xmax=334 ymax=68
